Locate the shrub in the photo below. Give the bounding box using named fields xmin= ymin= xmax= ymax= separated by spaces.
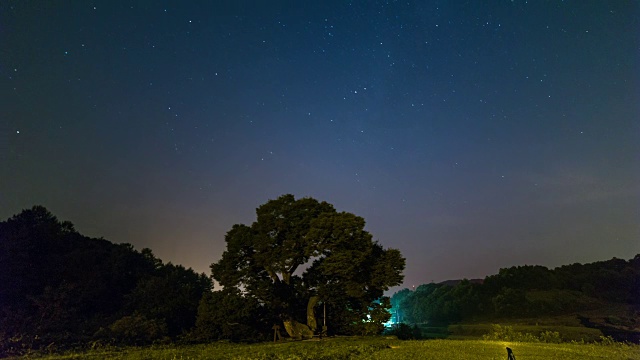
xmin=483 ymin=324 xmax=517 ymax=341
xmin=482 ymin=324 xmax=537 ymax=342
xmin=539 ymin=330 xmax=562 ymax=343
xmin=392 ymin=324 xmax=416 ymax=340
xmin=597 ymin=335 xmax=617 ymax=346
xmin=107 ymin=314 xmax=168 ymax=346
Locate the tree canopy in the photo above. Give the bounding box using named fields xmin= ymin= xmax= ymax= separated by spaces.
xmin=209 ymin=194 xmax=405 ymax=338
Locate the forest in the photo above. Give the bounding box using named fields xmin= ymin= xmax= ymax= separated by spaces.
xmin=0 ymin=206 xmax=211 ymax=356
xmin=391 ymin=257 xmax=639 ymax=322
xmin=389 ymin=255 xmax=639 ymax=342
xmin=1 ymin=205 xmax=638 ymax=357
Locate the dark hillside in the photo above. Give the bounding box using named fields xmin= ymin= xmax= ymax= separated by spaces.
xmin=391 ymin=255 xmax=640 ymax=342
xmin=0 ymin=206 xmax=211 ymax=356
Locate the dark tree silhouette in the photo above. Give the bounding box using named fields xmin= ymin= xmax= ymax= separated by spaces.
xmin=391 ymin=254 xmax=640 ymax=338
xmin=0 ymin=206 xmax=211 ymax=355
xmin=209 ymin=194 xmax=405 ymax=338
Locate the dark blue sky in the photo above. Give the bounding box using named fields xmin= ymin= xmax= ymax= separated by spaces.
xmin=2 ymin=1 xmax=638 ymax=288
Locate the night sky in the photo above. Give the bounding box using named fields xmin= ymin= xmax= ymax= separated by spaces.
xmin=2 ymin=1 xmax=639 ymax=289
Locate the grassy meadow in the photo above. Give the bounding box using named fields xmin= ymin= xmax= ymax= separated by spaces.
xmin=17 ymin=337 xmax=639 ymax=360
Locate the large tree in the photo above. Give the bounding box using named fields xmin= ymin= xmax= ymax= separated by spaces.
xmin=210 ymin=195 xmax=405 ymax=338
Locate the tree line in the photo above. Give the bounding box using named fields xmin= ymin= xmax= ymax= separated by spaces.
xmin=0 ymin=206 xmax=211 ymax=355
xmin=0 ymin=196 xmax=405 ymax=356
xmin=3 ymin=200 xmax=636 ymax=356
xmin=390 ymin=255 xmax=640 ymax=325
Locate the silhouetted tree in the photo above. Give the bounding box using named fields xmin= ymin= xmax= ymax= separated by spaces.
xmin=209 ymin=195 xmax=405 ymax=338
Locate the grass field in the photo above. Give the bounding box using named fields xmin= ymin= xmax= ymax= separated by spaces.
xmin=18 ymin=337 xmax=640 ymax=360
xmin=446 ymin=323 xmax=604 ymax=342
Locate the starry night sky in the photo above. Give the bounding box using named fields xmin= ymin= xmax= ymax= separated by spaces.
xmin=2 ymin=1 xmax=639 ymax=288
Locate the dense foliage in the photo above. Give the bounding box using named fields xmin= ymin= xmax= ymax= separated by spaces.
xmin=391 ymin=256 xmax=640 ymax=325
xmin=0 ymin=206 xmax=211 ymax=356
xmin=205 ymin=195 xmax=406 ymax=340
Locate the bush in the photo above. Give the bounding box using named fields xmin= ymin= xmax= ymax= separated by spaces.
xmin=539 ymin=330 xmax=562 ymax=343
xmin=597 ymin=335 xmax=618 ymax=346
xmin=483 ymin=324 xmax=570 ymax=343
xmin=107 ymin=314 xmax=168 ymax=346
xmin=391 ymin=323 xmax=420 ymax=340
xmin=483 ymin=324 xmax=517 ymax=341
xmin=482 ymin=324 xmax=537 ymax=342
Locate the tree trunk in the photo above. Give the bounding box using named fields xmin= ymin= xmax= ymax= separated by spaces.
xmin=281 ymin=296 xmax=320 ymax=340
xmin=307 ymin=295 xmax=320 ymax=332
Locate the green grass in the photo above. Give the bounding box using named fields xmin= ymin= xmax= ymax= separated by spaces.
xmin=413 ymin=319 xmax=605 ymax=342
xmin=365 ymin=339 xmax=640 ymax=360
xmin=447 ymin=323 xmax=603 ymax=342
xmin=16 ymin=337 xmax=640 ymax=360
